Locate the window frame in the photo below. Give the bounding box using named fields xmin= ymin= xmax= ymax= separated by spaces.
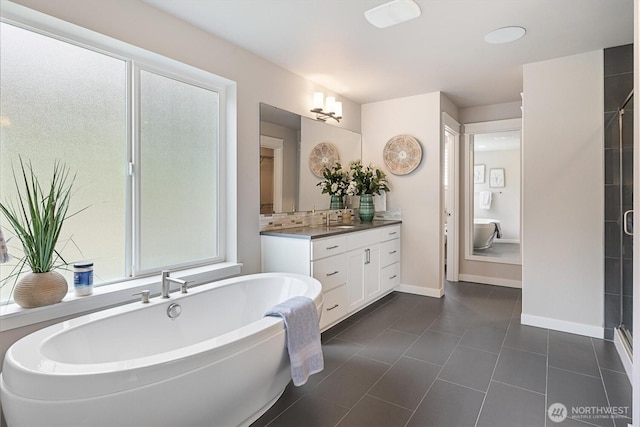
xmin=0 ymin=3 xmax=234 ymax=295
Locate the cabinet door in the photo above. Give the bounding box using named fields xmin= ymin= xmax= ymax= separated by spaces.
xmin=347 ymin=249 xmax=366 ymax=312
xmin=364 ymin=246 xmax=381 ymax=301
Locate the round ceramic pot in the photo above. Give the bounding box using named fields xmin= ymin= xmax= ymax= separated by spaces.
xmin=330 ymin=194 xmax=344 ymax=210
xmin=358 ymin=194 xmax=375 ymax=222
xmin=14 ymin=271 xmax=68 ymax=308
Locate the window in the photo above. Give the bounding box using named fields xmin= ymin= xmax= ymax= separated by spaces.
xmin=0 ymin=20 xmax=228 ymax=302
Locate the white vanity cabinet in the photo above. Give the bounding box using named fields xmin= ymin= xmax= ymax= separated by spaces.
xmin=261 ymin=222 xmax=401 ymax=331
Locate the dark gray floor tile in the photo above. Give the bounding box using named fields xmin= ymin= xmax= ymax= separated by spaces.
xmin=358 ymin=329 xmax=418 ymax=364
xmin=504 ymin=322 xmax=548 ymax=355
xmin=368 ymin=356 xmax=440 ymax=410
xmin=312 ymin=356 xmax=389 ymax=408
xmin=428 ymin=313 xmax=474 ymax=337
xmin=476 ymin=381 xmax=546 ymax=427
xmin=601 ymin=369 xmax=632 ymax=419
xmin=335 ymin=316 xmax=387 ymax=345
xmin=389 ymin=298 xmax=442 ymax=335
xmin=322 ymin=319 xmax=356 ymax=341
xmin=406 ymin=379 xmax=485 ymax=427
xmin=307 ymin=338 xmax=363 ymax=388
xmin=459 ymin=320 xmax=509 ymax=354
xmin=438 ymin=346 xmax=498 ymax=392
xmin=549 ymin=331 xmax=601 ymax=377
xmin=592 ymin=339 xmax=626 ymax=373
xmin=336 ymin=395 xmax=411 ymax=427
xmin=547 ymin=367 xmax=614 ymax=427
xmin=493 ymin=346 xmax=547 ymax=394
xmin=405 ymin=329 xmax=460 ymax=366
xmin=266 ymin=395 xmax=348 ymax=427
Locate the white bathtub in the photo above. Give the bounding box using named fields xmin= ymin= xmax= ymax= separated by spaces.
xmin=0 ymin=272 xmax=323 ymax=427
xmin=473 ymin=218 xmax=501 ymax=250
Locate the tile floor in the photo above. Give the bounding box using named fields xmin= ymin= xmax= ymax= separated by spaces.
xmin=252 ymin=281 xmax=632 ymax=427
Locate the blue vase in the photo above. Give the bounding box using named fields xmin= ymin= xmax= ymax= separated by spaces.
xmin=330 ymin=194 xmax=344 ymax=210
xmin=358 ymin=194 xmax=374 ymax=222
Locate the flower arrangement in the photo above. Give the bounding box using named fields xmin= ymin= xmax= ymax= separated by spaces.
xmin=346 ymin=160 xmax=390 ymax=196
xmin=316 ymin=162 xmax=349 ymax=196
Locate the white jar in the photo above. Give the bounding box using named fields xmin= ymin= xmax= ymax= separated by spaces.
xmin=73 ymin=261 xmax=94 ymax=296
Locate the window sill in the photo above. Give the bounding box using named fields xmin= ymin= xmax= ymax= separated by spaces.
xmin=0 ymin=262 xmax=243 ymax=332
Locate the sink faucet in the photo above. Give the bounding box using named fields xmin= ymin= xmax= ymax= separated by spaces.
xmin=161 ymin=270 xmax=188 ymax=298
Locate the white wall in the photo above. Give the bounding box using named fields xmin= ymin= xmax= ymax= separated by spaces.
xmin=362 ymin=92 xmax=446 ymax=297
xmin=521 ymin=50 xmax=604 ymax=337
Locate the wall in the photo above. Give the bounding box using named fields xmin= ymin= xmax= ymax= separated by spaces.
xmin=602 ymin=44 xmax=634 ymax=340
xmin=522 ymin=50 xmax=605 ymax=337
xmin=361 ymin=92 xmax=451 ymax=297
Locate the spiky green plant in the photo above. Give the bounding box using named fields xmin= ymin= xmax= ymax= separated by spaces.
xmin=0 ymin=158 xmax=78 ymax=273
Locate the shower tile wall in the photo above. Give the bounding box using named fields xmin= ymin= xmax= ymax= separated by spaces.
xmin=604 ymin=44 xmax=633 ymax=340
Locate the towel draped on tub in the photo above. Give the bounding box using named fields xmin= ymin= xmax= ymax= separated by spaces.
xmin=265 ymin=296 xmax=324 ymax=386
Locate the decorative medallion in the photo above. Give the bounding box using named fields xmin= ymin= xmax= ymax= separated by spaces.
xmin=383 ymin=134 xmax=422 ymax=175
xmin=309 ymin=142 xmax=340 ymax=177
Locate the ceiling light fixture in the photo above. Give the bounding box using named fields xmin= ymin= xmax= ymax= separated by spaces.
xmin=311 ymin=92 xmax=342 ymax=123
xmin=364 ymin=0 xmax=421 ymax=29
xmin=484 ymin=26 xmax=526 ymax=44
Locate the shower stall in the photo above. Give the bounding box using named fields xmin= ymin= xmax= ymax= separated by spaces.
xmin=605 ymin=88 xmax=634 ymax=354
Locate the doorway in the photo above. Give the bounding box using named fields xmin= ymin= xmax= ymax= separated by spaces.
xmin=442 ymin=113 xmax=460 ymax=282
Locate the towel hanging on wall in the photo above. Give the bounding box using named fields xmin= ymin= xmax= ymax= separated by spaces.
xmin=479 ymin=191 xmax=492 ymax=210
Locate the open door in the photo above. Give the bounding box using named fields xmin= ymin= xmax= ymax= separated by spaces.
xmin=443 ymin=113 xmax=460 ymax=282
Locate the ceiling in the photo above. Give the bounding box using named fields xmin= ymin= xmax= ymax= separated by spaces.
xmin=143 ymin=0 xmax=633 ymax=109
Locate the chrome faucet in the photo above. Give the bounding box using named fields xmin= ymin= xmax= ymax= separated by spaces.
xmin=161 ymin=270 xmax=188 ymax=298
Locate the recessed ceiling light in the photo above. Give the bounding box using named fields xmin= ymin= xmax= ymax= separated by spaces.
xmin=364 ymin=0 xmax=421 ymax=29
xmin=484 ymin=26 xmax=526 ymax=44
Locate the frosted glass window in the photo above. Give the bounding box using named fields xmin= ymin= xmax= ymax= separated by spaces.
xmin=0 ymin=22 xmax=127 ymax=300
xmin=138 ymin=70 xmax=219 ymax=271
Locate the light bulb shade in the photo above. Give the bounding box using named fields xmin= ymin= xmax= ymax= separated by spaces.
xmin=334 ymin=101 xmax=343 ymax=118
xmin=364 ymin=0 xmax=421 ymax=29
xmin=325 ymin=96 xmax=336 ymax=114
xmin=312 ymin=92 xmax=324 ymax=110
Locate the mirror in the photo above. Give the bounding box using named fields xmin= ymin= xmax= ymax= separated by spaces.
xmin=464 ymin=118 xmax=521 ymax=264
xmin=259 ymin=103 xmax=362 ymax=213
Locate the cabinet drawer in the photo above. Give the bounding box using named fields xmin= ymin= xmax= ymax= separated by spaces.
xmin=347 ymin=229 xmax=380 ymax=251
xmin=311 ymin=236 xmax=347 ymax=260
xmin=380 ymin=239 xmax=400 ymax=267
xmin=380 ymin=225 xmax=401 ymax=241
xmin=312 ymin=255 xmax=347 ymax=292
xmin=319 ymin=284 xmax=348 ymax=330
xmin=381 ymin=263 xmax=400 ymax=292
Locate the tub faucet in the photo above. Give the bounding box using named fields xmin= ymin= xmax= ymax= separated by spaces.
xmin=161 ymin=270 xmax=187 ymax=298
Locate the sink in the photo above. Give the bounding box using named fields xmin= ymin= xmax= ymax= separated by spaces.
xmin=332 ymin=225 xmax=356 ymax=229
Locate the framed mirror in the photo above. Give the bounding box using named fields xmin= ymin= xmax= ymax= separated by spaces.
xmin=464 ymin=118 xmax=521 ymax=264
xmin=259 ymin=103 xmax=361 ymax=213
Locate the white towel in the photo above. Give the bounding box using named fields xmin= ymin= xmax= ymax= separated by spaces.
xmin=479 ymin=191 xmax=492 ymax=210
xmin=0 ymin=228 xmax=9 ymax=263
xmin=265 ymin=296 xmax=324 ymax=386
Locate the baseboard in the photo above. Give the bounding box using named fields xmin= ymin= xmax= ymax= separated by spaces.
xmin=458 ymin=274 xmax=521 ymax=288
xmin=613 ymin=328 xmax=633 ymax=384
xmin=521 ymin=313 xmax=604 ymax=339
xmin=395 ymin=283 xmax=444 ymax=298
xmin=494 ymin=239 xmax=520 ymax=244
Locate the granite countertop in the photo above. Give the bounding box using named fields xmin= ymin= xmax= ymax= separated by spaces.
xmin=260 ymin=219 xmax=402 ymax=240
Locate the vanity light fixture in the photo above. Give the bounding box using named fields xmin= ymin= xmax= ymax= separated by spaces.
xmin=484 ymin=26 xmax=526 ymax=44
xmin=364 ymin=0 xmax=421 ymax=29
xmin=311 ymin=92 xmax=343 ymax=122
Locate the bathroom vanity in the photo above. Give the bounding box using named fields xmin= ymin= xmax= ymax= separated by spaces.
xmin=261 ymin=221 xmax=401 ymax=330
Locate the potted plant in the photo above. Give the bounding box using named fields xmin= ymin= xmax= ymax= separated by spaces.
xmin=316 ymin=162 xmax=349 ymax=209
xmin=0 ymin=159 xmax=80 ymax=308
xmin=346 ymin=160 xmax=390 ymax=222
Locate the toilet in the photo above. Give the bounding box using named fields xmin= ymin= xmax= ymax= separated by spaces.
xmin=473 ymin=218 xmax=501 ymax=250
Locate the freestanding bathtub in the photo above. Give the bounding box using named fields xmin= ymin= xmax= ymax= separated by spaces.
xmin=0 ymin=272 xmax=323 ymax=427
xmin=473 ymin=218 xmax=501 ymax=250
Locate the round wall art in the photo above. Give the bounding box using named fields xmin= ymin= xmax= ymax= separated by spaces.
xmin=383 ymin=134 xmax=422 ymax=175
xmin=309 ymin=142 xmax=340 ymax=177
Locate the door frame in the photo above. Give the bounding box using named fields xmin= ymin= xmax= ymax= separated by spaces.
xmin=442 ymin=113 xmax=460 ymax=282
